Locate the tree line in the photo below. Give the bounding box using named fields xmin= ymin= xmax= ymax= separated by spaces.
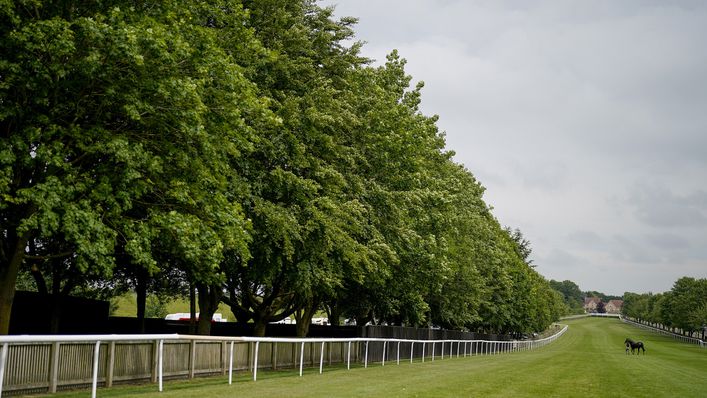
xmin=0 ymin=0 xmax=565 ymax=336
xmin=623 ymin=277 xmax=707 ymax=336
xmin=547 ymin=279 xmax=623 ymax=315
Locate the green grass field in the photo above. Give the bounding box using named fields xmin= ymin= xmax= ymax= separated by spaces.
xmin=31 ymin=317 xmax=707 ymax=397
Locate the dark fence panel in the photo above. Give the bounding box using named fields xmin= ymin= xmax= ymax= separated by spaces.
xmin=9 ymin=291 xmax=110 ymax=335
xmin=361 ymin=325 xmax=510 ymax=341
xmin=10 ymin=292 xmax=511 ymax=341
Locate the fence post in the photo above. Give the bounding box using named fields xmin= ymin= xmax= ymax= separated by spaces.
xmin=272 ymin=342 xmax=278 ymax=371
xmin=364 ymin=341 xmax=369 ymax=368
xmin=299 ymin=342 xmax=305 ymax=377
xmin=91 ymin=341 xmax=101 ymax=398
xmin=48 ymin=342 xmax=60 ymax=393
xmin=221 ymin=341 xmax=227 ymax=375
xmin=0 ymin=343 xmax=8 ymax=398
xmin=319 ymin=342 xmax=325 ymax=374
xmin=421 ymin=342 xmax=425 ymax=363
xmin=410 ymin=342 xmax=414 ymax=363
xmin=253 ymin=342 xmax=260 ymax=381
xmin=151 ymin=340 xmax=158 ymax=383
xmin=228 ymin=341 xmax=234 ymax=385
xmin=382 ymin=341 xmax=386 ymax=366
xmin=158 ymin=340 xmax=164 ymax=392
xmin=189 ymin=340 xmax=196 ymax=379
xmin=397 ymin=341 xmax=400 ymax=365
xmin=347 ymin=341 xmax=351 ymax=370
xmin=106 ymin=341 xmax=115 ymax=388
xmin=247 ymin=342 xmax=252 ymax=373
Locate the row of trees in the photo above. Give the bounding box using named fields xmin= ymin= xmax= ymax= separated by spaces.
xmin=1 ymin=0 xmax=565 ymax=336
xmin=549 ymin=280 xmax=585 ymax=314
xmin=623 ymin=277 xmax=707 ymax=335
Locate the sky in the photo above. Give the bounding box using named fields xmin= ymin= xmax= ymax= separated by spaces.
xmin=323 ymin=0 xmax=707 ymax=296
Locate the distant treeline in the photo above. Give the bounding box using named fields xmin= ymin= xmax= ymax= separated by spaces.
xmin=548 ymin=280 xmax=623 ymax=315
xmin=623 ymin=277 xmax=707 ymax=334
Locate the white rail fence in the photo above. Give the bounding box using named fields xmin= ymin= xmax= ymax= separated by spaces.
xmin=0 ymin=325 xmax=568 ymax=398
xmin=560 ymin=313 xmax=621 ymax=320
xmin=622 ymin=317 xmax=705 ymax=348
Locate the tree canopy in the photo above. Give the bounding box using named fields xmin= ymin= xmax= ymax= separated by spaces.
xmin=623 ymin=277 xmax=707 ymax=334
xmin=549 ymin=279 xmax=584 ymax=315
xmin=1 ymin=0 xmax=564 ymax=336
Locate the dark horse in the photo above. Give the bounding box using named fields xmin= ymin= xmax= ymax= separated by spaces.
xmin=624 ymin=338 xmax=646 ymax=355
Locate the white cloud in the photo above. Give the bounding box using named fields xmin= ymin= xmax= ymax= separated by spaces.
xmin=326 ymin=0 xmax=707 ymax=295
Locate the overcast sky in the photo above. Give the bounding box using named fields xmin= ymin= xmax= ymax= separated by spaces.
xmin=324 ymin=0 xmax=707 ymax=295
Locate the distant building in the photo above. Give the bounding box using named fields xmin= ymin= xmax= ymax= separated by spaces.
xmin=605 ymin=300 xmax=624 ymax=314
xmin=584 ymin=297 xmax=601 ymax=313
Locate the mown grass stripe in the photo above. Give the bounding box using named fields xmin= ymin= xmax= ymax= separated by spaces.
xmin=28 ymin=317 xmax=707 ymax=398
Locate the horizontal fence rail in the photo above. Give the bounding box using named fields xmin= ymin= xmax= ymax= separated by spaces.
xmin=560 ymin=313 xmax=622 ymax=321
xmin=622 ymin=317 xmax=706 ymax=348
xmin=0 ymin=325 xmax=568 ymax=397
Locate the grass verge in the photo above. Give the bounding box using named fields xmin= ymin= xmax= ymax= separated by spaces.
xmin=25 ymin=317 xmax=707 ymax=397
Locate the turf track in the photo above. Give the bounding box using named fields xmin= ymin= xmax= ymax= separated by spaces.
xmin=34 ymin=317 xmax=707 ymax=398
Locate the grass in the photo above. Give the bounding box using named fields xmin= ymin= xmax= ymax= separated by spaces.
xmin=110 ymin=293 xmax=236 ymax=321
xmin=26 ymin=317 xmax=707 ymax=397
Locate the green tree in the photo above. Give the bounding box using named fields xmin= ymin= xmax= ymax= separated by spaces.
xmin=596 ymin=301 xmax=606 ymax=314
xmin=219 ymin=0 xmax=384 ymax=337
xmin=550 ymin=280 xmax=584 ymax=314
xmin=505 ymin=227 xmax=533 ymax=266
xmin=1 ymin=1 xmax=261 ymax=334
xmin=664 ymin=277 xmax=707 ymax=333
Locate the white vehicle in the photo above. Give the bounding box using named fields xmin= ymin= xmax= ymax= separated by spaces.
xmin=164 ymin=313 xmax=227 ymax=322
xmin=271 ymin=318 xmax=296 ymax=324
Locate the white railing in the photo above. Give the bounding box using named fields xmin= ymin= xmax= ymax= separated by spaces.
xmin=588 ymin=313 xmax=621 ymax=318
xmin=622 ymin=318 xmax=705 ymax=348
xmin=560 ymin=313 xmax=621 ymax=321
xmin=0 ymin=325 xmax=568 ymax=398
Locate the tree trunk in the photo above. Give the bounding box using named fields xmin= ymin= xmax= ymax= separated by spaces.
xmin=189 ymin=283 xmax=197 ymax=334
xmin=295 ymin=316 xmax=310 ymax=338
xmin=231 ymin=306 xmax=252 ymax=325
xmin=253 ymin=320 xmax=267 ymax=337
xmin=326 ymin=302 xmax=341 ymax=326
xmin=0 ymin=232 xmax=30 ymax=335
xmin=50 ymin=264 xmax=62 ymax=333
xmin=196 ymin=283 xmax=221 ymax=335
xmin=136 ymin=270 xmax=147 ymax=334
xmin=294 ymin=303 xmax=318 ymax=337
xmin=0 ymin=270 xmax=18 ymax=335
xmin=30 ymin=264 xmax=48 ymax=295
xmin=221 ymin=291 xmax=253 ymax=325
